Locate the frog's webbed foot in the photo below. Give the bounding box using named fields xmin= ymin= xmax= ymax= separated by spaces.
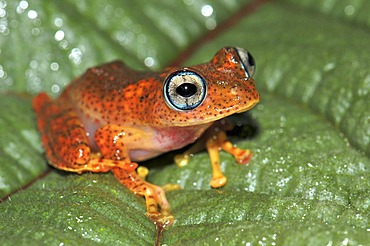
xmin=112 ymin=167 xmax=175 ymax=228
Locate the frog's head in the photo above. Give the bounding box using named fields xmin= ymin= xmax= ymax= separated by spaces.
xmin=150 ymin=47 xmax=260 ymax=126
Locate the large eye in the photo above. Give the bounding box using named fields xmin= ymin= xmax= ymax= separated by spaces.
xmin=235 ymin=47 xmax=256 ymax=78
xmin=164 ymin=70 xmax=207 ymax=111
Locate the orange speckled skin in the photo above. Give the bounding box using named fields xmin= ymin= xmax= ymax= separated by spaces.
xmin=63 ymin=48 xmax=258 ymax=127
xmin=33 ymin=47 xmax=260 ymax=226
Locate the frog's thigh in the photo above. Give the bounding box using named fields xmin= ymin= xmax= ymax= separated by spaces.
xmin=33 ymin=93 xmax=96 ymax=173
xmin=95 ymin=125 xmax=173 ymax=225
xmin=93 ymin=125 xmax=152 ymax=171
xmin=94 ymin=125 xmax=149 ymax=160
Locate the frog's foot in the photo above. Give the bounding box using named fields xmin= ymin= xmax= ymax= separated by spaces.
xmin=111 ymin=167 xmax=174 ymax=227
xmin=206 ymin=130 xmax=253 ymax=188
xmin=146 ymin=212 xmax=174 ymax=228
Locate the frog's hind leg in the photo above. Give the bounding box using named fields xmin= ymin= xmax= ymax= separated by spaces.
xmin=93 ymin=125 xmax=174 ymax=226
xmin=33 ymin=93 xmax=135 ymax=173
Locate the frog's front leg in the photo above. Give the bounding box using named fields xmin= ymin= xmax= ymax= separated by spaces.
xmin=175 ymin=121 xmax=253 ymax=188
xmin=206 ymin=130 xmax=252 ymax=188
xmin=94 ymin=125 xmax=173 ymax=226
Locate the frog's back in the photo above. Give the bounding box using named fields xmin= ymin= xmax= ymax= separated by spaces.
xmin=57 ymin=61 xmax=161 ymax=128
xmin=68 ymin=61 xmax=150 ymax=92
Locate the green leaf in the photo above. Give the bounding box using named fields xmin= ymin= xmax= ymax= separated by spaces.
xmin=0 ymin=93 xmax=46 ymax=198
xmin=0 ymin=0 xmax=249 ymax=94
xmin=1 ymin=0 xmax=369 ymax=245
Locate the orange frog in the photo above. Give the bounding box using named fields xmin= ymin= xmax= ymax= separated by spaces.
xmin=33 ymin=47 xmax=260 ymax=227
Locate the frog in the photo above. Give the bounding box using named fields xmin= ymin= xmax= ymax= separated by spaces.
xmin=33 ymin=47 xmax=260 ymax=227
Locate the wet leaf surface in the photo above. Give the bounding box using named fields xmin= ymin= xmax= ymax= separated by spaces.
xmin=0 ymin=0 xmax=369 ymax=245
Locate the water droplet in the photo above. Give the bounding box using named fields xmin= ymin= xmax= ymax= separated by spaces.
xmin=344 ymin=5 xmax=354 ymax=16
xmin=54 ymin=17 xmax=63 ymax=27
xmin=19 ymin=0 xmax=28 ymax=10
xmin=59 ymin=39 xmax=69 ymax=49
xmin=324 ymin=62 xmax=335 ymax=71
xmin=115 ymin=31 xmax=129 ymax=46
xmin=183 ymin=0 xmax=194 ymax=5
xmin=0 ymin=0 xmax=6 ymax=8
xmin=205 ymin=19 xmax=216 ymax=30
xmin=0 ymin=7 xmax=6 ymax=17
xmin=54 ymin=30 xmax=65 ymax=41
xmin=341 ymin=238 xmax=349 ymax=245
xmin=31 ymin=27 xmax=41 ymax=36
xmin=50 ymin=62 xmax=59 ymax=71
xmin=27 ymin=9 xmax=38 ymax=19
xmin=30 ymin=60 xmax=38 ymax=68
xmin=0 ymin=25 xmax=9 ymax=35
xmin=201 ymin=5 xmax=213 ymax=17
xmin=0 ymin=65 xmax=5 ymax=78
xmin=137 ymin=33 xmax=147 ymax=43
xmin=69 ymin=47 xmax=83 ymax=64
xmin=144 ymin=57 xmax=155 ymax=67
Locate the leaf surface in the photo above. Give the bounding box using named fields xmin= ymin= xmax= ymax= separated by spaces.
xmin=0 ymin=0 xmax=369 ymax=245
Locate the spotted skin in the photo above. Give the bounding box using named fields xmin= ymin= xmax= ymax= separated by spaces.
xmin=33 ymin=47 xmax=260 ymax=227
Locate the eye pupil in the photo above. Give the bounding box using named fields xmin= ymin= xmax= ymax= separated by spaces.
xmin=247 ymin=51 xmax=255 ymax=67
xmin=176 ymin=83 xmax=197 ymax=97
xmin=235 ymin=47 xmax=256 ymax=78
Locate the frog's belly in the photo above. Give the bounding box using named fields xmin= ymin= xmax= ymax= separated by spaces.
xmin=129 ymin=149 xmax=164 ymax=161
xmin=78 ymin=110 xmax=212 ymax=161
xmin=129 ymin=124 xmax=212 ymax=161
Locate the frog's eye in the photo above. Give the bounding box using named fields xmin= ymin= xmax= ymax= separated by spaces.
xmin=235 ymin=47 xmax=256 ymax=78
xmin=164 ymin=70 xmax=207 ymax=111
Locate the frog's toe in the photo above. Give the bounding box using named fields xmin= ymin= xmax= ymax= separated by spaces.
xmin=174 ymin=154 xmax=190 ymax=167
xmin=137 ymin=166 xmax=149 ymax=179
xmin=210 ymin=175 xmax=227 ymax=188
xmin=146 ymin=212 xmax=174 ymax=228
xmin=162 ymin=183 xmax=182 ymax=192
xmin=235 ymin=150 xmax=253 ymax=164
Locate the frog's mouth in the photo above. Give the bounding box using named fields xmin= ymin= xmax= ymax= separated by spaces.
xmin=236 ymin=107 xmax=253 ymax=114
xmin=160 ymin=96 xmax=259 ymax=127
xmin=198 ymin=98 xmax=259 ymax=125
xmin=232 ymin=99 xmax=259 ymax=114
